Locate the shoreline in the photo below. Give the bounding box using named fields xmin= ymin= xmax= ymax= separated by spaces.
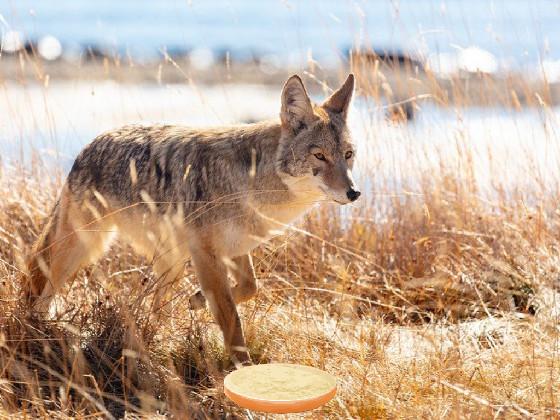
xmin=2 ymin=53 xmax=560 ymax=109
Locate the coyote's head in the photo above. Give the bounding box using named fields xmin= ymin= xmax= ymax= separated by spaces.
xmin=276 ymin=74 xmax=360 ymax=205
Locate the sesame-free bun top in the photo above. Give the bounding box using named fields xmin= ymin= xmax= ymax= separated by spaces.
xmin=224 ymin=363 xmax=337 ymax=413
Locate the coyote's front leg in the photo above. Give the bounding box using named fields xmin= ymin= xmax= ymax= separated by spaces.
xmin=190 ymin=247 xmax=251 ymax=366
xmin=189 ymin=253 xmax=258 ymax=309
xmin=230 ymin=254 xmax=258 ymax=303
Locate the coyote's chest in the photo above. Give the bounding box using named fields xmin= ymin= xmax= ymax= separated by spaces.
xmin=217 ymin=196 xmax=318 ymax=257
xmin=256 ymin=202 xmax=313 ymax=233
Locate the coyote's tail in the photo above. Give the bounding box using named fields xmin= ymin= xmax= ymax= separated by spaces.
xmin=23 ymin=200 xmax=60 ymax=305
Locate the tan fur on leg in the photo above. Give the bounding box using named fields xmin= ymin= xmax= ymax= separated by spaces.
xmin=190 ymin=246 xmax=251 ymax=365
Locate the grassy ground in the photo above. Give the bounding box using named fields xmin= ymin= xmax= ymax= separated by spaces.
xmin=0 ymin=61 xmax=559 ymax=419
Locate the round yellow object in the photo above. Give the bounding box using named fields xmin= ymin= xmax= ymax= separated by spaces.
xmin=224 ymin=363 xmax=337 ymax=413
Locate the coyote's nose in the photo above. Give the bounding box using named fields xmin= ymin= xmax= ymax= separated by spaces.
xmin=346 ymin=188 xmax=361 ymax=202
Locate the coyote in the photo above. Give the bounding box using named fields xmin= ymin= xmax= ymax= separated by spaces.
xmin=25 ymin=74 xmax=360 ymax=365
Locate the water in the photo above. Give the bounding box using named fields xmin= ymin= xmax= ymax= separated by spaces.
xmin=1 ymin=0 xmax=560 ymax=69
xmin=0 ymin=79 xmax=558 ymax=206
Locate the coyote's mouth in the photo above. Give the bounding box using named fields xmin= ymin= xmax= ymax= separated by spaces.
xmin=318 ymin=186 xmax=349 ymax=205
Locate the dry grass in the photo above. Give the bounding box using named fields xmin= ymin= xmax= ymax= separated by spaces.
xmin=0 ymin=50 xmax=559 ymax=419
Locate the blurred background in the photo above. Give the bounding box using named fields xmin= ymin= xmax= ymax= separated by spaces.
xmin=1 ymin=1 xmax=559 ymax=196
xmin=2 ymin=0 xmax=560 ymax=72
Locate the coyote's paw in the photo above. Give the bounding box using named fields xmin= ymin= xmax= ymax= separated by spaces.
xmin=188 ymin=290 xmax=207 ymax=310
xmin=231 ymin=348 xmax=252 ymax=369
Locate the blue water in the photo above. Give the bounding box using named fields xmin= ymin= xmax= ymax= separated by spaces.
xmin=1 ymin=0 xmax=559 ymax=67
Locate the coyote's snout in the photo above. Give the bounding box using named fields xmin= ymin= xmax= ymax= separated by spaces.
xmin=24 ymin=74 xmax=358 ymax=365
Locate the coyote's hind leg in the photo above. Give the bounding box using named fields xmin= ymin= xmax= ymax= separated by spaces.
xmin=27 ymin=190 xmax=115 ymax=314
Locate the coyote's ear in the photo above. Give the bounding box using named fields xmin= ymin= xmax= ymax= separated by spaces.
xmin=323 ymin=73 xmax=354 ymax=119
xmin=280 ymin=75 xmax=315 ymax=132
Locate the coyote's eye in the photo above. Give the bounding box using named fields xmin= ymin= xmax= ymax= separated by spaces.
xmin=345 ymin=151 xmax=353 ymax=160
xmin=314 ymin=152 xmax=326 ymax=161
